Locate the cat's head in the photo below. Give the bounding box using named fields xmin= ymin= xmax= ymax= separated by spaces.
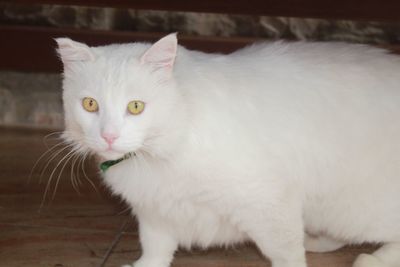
xmin=56 ymin=34 xmax=183 ymax=160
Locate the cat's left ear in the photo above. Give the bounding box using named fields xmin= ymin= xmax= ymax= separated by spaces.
xmin=140 ymin=33 xmax=177 ymax=73
xmin=55 ymin=38 xmax=95 ymax=66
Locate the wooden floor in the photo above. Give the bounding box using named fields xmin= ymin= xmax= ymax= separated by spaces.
xmin=0 ymin=127 xmax=377 ymax=267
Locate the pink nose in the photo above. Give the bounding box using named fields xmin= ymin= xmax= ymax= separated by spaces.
xmin=101 ymin=132 xmax=119 ymax=145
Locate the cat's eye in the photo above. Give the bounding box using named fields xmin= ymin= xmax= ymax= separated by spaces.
xmin=127 ymin=100 xmax=145 ymax=115
xmin=82 ymin=97 xmax=99 ymax=112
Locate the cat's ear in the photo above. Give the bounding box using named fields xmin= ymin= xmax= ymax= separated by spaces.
xmin=140 ymin=33 xmax=177 ymax=72
xmin=55 ymin=38 xmax=95 ymax=65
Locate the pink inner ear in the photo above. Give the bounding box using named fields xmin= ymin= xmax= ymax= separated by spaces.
xmin=56 ymin=38 xmax=94 ymax=63
xmin=140 ymin=34 xmax=177 ymax=68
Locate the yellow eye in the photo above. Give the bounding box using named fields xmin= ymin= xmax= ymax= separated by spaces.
xmin=127 ymin=100 xmax=145 ymax=115
xmin=82 ymin=97 xmax=98 ymax=112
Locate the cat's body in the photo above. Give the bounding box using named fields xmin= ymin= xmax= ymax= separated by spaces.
xmin=57 ymin=34 xmax=400 ymax=267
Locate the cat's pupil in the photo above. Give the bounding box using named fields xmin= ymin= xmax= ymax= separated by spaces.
xmin=135 ymin=102 xmax=138 ymax=109
xmin=89 ymin=100 xmax=93 ymax=106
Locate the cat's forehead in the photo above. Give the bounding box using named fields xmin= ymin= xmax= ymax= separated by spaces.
xmin=92 ymin=44 xmax=151 ymax=76
xmin=94 ymin=43 xmax=149 ymax=63
xmin=64 ymin=42 xmax=164 ymax=101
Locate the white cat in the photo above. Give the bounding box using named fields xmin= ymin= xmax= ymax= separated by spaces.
xmin=56 ymin=34 xmax=400 ymax=267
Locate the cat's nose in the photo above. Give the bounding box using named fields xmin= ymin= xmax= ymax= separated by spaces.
xmin=101 ymin=132 xmax=119 ymax=145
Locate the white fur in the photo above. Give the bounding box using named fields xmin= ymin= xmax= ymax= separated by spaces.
xmin=57 ymin=34 xmax=400 ymax=267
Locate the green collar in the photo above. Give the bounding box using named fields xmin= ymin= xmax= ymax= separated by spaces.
xmin=100 ymin=153 xmax=134 ymax=172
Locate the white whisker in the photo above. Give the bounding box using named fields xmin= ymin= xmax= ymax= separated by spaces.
xmin=81 ymin=150 xmax=100 ymax=195
xmin=40 ymin=147 xmax=78 ymax=209
xmin=51 ymin=149 xmax=78 ymax=201
xmin=29 ymin=141 xmax=70 ymax=185
xmin=42 ymin=131 xmax=64 ymax=146
xmin=70 ymin=153 xmax=82 ymax=195
xmin=38 ymin=143 xmax=75 ymax=184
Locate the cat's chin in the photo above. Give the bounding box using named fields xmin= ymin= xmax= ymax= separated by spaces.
xmin=97 ymin=150 xmax=126 ymax=161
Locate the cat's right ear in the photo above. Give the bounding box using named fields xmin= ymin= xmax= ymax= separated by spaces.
xmin=140 ymin=33 xmax=177 ymax=75
xmin=55 ymin=38 xmax=95 ymax=68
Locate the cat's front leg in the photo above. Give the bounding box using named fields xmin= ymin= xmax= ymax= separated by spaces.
xmin=236 ymin=192 xmax=307 ymax=267
xmin=249 ymin=212 xmax=306 ymax=267
xmin=128 ymin=215 xmax=178 ymax=267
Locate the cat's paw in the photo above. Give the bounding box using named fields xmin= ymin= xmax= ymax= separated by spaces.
xmin=132 ymin=258 xmax=169 ymax=267
xmin=304 ymin=234 xmax=345 ymax=253
xmin=353 ymin=254 xmax=388 ymax=267
xmin=121 ymin=264 xmax=133 ymax=267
